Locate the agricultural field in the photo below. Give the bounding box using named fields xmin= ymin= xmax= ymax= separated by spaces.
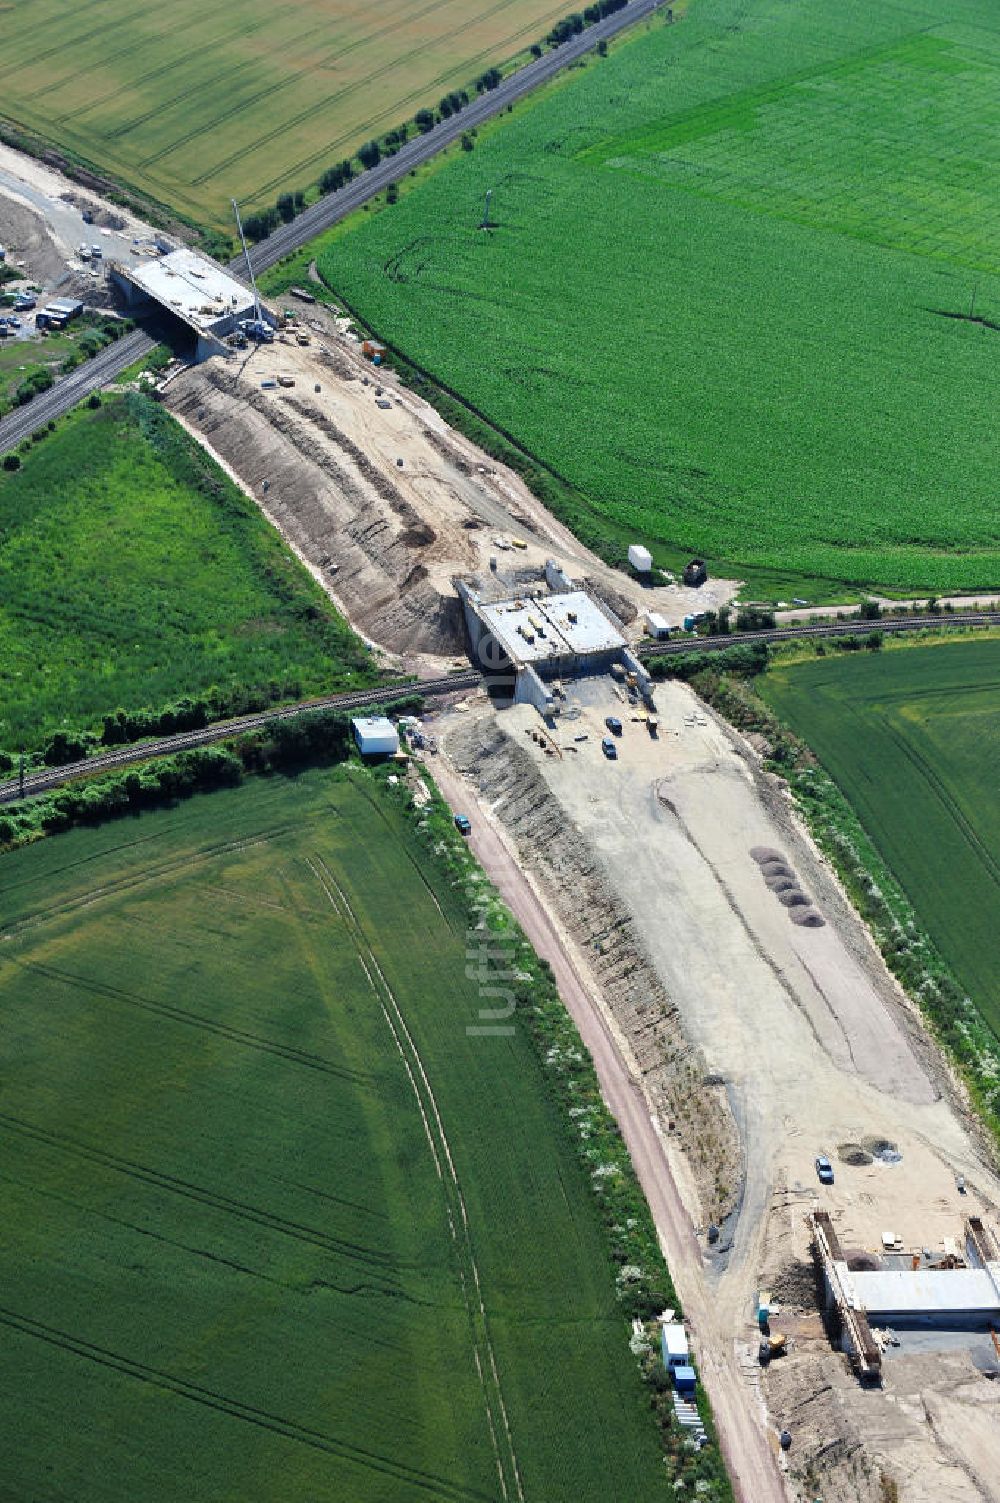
xmin=0 ymin=394 xmax=373 ymax=755
xmin=0 ymin=767 xmax=672 ymax=1502
xmin=759 ymin=638 xmax=1000 ymax=1038
xmin=0 ymin=0 xmax=573 ymax=226
xmin=321 ymin=0 xmax=1000 ymax=598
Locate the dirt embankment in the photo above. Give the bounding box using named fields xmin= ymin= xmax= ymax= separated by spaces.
xmin=446 ymin=710 xmax=741 ymax=1227
xmin=169 ymin=362 xmax=468 ymax=661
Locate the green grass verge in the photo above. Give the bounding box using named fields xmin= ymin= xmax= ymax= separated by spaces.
xmin=0 ymin=393 xmax=375 ymax=758
xmin=0 ymin=756 xmax=730 ymax=1501
xmin=314 ymin=0 xmax=1000 ymax=599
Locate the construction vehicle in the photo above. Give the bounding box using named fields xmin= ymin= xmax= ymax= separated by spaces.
xmin=758 ymin=1333 xmax=787 ymax=1364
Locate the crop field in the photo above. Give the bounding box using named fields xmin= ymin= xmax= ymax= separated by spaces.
xmin=0 ymin=767 xmax=670 ymax=1501
xmin=323 ymin=0 xmax=1000 ymax=597
xmin=759 ymin=639 xmax=1000 ymax=1038
xmin=0 ymin=0 xmax=571 ymax=226
xmin=0 ymin=395 xmax=372 ymax=755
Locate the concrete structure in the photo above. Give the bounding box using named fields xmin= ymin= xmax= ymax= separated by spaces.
xmin=457 ymin=569 xmax=656 ymax=712
xmin=109 ymin=247 xmax=263 ymax=361
xmin=351 ymin=716 xmax=399 ymax=758
xmin=811 ymin=1211 xmax=1000 ymax=1382
xmin=460 ymin=584 xmax=626 ymax=676
xmin=661 ymin=1323 xmax=689 ymax=1370
xmin=842 ymin=1266 xmax=1000 ymax=1326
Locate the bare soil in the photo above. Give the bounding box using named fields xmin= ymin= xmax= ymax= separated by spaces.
xmin=165 ymin=315 xmax=736 ymax=674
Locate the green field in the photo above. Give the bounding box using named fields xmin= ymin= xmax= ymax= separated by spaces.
xmin=0 ymin=766 xmax=675 ymax=1501
xmin=759 ymin=639 xmax=1000 ymax=1037
xmin=0 ymin=395 xmax=372 ymax=755
xmin=0 ymin=0 xmax=573 ymax=226
xmin=319 ymin=0 xmax=1000 ymax=597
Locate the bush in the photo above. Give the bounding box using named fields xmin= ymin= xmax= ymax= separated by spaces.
xmin=2 ymin=453 xmax=20 ymax=471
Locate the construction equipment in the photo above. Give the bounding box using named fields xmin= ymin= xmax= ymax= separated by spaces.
xmin=231 ymin=198 xmax=273 ymax=343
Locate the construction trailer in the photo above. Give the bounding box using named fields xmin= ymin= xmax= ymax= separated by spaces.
xmin=661 ymin=1322 xmax=690 ymax=1371
xmin=36 ymin=297 xmax=84 ymax=330
xmin=646 ymin=612 xmax=671 ymax=640
xmin=351 ymin=716 xmax=399 ymax=759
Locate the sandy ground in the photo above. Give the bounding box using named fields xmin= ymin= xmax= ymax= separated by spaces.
xmin=431 ymin=679 xmax=1000 ymax=1502
xmin=165 ymin=315 xmax=735 ymax=674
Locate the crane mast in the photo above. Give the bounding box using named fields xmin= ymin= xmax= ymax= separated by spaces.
xmin=231 ymin=198 xmax=262 ymax=324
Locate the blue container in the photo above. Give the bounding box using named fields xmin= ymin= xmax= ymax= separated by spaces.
xmin=373 ymin=354 xmax=382 ymax=367
xmin=674 ymin=1365 xmax=697 ymax=1395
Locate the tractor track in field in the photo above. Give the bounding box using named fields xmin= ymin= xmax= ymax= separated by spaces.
xmin=307 ymin=852 xmax=526 ymax=1503
xmin=7 ymin=956 xmax=371 ymax=1086
xmin=0 ymin=1305 xmax=492 ymax=1503
xmin=0 ymin=1109 xmax=406 ymax=1279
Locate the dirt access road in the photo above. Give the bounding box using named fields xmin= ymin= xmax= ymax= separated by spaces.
xmin=432 ymin=750 xmax=787 ymax=1503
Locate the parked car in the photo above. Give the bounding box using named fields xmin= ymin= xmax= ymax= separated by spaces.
xmin=5 ymin=315 xmax=21 ymax=329
xmin=13 ymin=295 xmax=36 ymax=311
xmin=815 ymin=1155 xmax=835 ymax=1185
xmin=601 ymin=737 xmax=618 ymax=760
xmin=605 ymin=716 xmax=623 ymax=735
xmin=454 ymin=814 xmax=472 ymax=835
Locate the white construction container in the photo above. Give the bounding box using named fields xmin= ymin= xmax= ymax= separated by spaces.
xmin=628 ymin=543 xmax=653 ymax=573
xmin=646 ymin=612 xmax=671 ymax=640
xmin=352 ymin=716 xmax=399 ymax=758
xmin=661 ymin=1323 xmax=690 ymax=1370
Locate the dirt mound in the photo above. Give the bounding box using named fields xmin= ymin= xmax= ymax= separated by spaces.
xmin=581 ymin=574 xmax=637 ymax=626
xmin=765 ymin=873 xmax=798 ymax=891
xmin=750 ymin=846 xmax=784 ymax=864
xmin=861 ymin=1135 xmax=898 ymax=1157
xmin=770 ymin=1258 xmax=822 ymax=1308
xmin=838 ymin=1143 xmax=874 ymax=1166
xmin=761 ymin=859 xmax=795 ymax=876
xmin=791 ymin=909 xmax=825 ymax=928
xmin=845 ymin=1251 xmax=880 ymax=1270
xmin=778 ymin=889 xmax=810 ymax=907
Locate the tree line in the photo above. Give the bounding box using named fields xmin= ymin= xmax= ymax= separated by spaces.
xmin=241 ymin=2 xmax=627 ymax=241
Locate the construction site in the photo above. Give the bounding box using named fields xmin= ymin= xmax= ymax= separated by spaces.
xmin=8 ymin=131 xmax=999 ymax=1500
xmin=147 ymin=282 xmax=1000 ymax=1503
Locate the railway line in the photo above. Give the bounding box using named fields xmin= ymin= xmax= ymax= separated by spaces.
xmin=4 ymin=613 xmax=997 ymax=807
xmin=0 ymin=0 xmax=662 ymax=456
xmin=0 ymin=673 xmax=479 ymax=806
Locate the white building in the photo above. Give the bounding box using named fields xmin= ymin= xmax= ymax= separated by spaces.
xmin=352 ymin=716 xmax=399 ymax=758
xmin=646 ymin=612 xmax=671 ymax=640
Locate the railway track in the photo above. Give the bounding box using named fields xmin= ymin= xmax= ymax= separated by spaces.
xmin=634 ymin=610 xmax=1000 ymax=657
xmin=3 ymin=614 xmax=996 ymax=806
xmin=0 ymin=0 xmax=662 ymax=455
xmin=0 ymin=673 xmax=479 ymax=806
